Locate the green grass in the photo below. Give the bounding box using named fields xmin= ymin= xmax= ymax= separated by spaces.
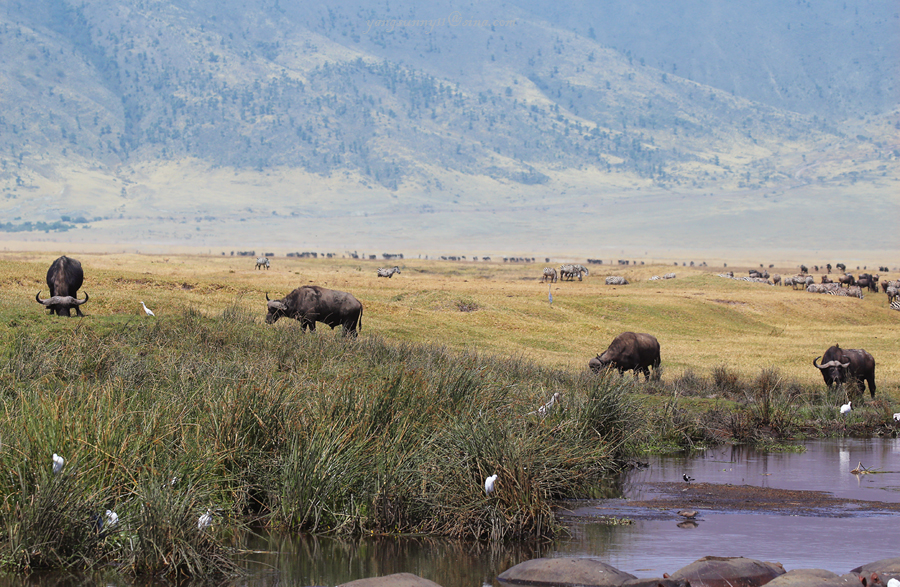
xmin=0 ymin=252 xmax=898 ymax=577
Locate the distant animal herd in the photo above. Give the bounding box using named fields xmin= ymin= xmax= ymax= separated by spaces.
xmin=32 ymin=255 xmax=899 ymax=401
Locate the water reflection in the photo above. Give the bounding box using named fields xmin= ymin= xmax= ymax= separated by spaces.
xmin=625 ymin=438 xmax=900 ymax=502
xmin=0 ymin=440 xmax=897 ymax=587
xmin=240 ymin=532 xmax=546 ymax=587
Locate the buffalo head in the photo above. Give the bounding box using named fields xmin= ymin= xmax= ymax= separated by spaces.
xmin=265 ymin=292 xmax=289 ymax=324
xmin=35 ymin=291 xmax=89 ymax=317
xmin=813 ymin=355 xmax=851 ymax=386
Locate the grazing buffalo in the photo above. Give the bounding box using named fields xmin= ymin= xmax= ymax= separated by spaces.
xmin=35 ymin=291 xmax=89 ymax=317
xmin=589 ymin=332 xmax=661 ymax=381
xmin=813 ymin=344 xmax=876 ymax=399
xmin=43 ymin=255 xmax=85 ymax=316
xmin=265 ymin=286 xmax=363 ymax=336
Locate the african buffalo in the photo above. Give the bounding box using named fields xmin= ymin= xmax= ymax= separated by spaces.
xmin=265 ymin=286 xmax=363 ymax=336
xmin=35 ymin=291 xmax=89 ymax=317
xmin=43 ymin=256 xmax=85 ymax=316
xmin=813 ymin=344 xmax=876 ymax=400
xmin=589 ymin=332 xmax=661 ymax=381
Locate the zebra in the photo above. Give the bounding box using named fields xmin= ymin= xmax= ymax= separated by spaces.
xmin=377 ymin=266 xmax=401 ymax=278
xmin=605 ymin=276 xmax=628 ymax=285
xmin=891 ymin=299 xmax=900 ymax=311
xmin=541 ymin=267 xmax=558 ymax=283
xmin=886 ymin=286 xmax=898 ymax=303
xmin=255 ymin=257 xmax=270 ymax=270
xmin=558 ymin=264 xmax=576 ymax=281
xmin=827 ymin=286 xmax=864 ymax=299
xmin=663 ymin=273 xmax=676 ymax=279
xmin=573 ymin=264 xmax=589 ymax=279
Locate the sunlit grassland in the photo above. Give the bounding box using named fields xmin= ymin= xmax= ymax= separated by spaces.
xmin=1 ymin=251 xmax=898 ymax=399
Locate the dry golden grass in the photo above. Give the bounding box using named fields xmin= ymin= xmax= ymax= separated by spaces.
xmin=2 ymin=251 xmax=898 ymax=401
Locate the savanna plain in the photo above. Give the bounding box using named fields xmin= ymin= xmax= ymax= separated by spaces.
xmin=0 ymin=251 xmax=898 ymax=580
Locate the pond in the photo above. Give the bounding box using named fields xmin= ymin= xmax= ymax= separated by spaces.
xmin=4 ymin=439 xmax=898 ymax=587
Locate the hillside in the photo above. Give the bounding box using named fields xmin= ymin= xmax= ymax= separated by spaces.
xmin=0 ymin=0 xmax=897 ymax=256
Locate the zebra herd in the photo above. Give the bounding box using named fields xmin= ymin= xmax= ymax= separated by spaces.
xmin=541 ymin=265 xmax=589 ymax=282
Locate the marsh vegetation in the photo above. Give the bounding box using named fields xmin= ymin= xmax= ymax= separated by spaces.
xmin=0 ymin=253 xmax=897 ymax=578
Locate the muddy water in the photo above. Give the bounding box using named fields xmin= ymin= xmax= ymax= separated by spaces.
xmin=2 ymin=439 xmax=898 ymax=587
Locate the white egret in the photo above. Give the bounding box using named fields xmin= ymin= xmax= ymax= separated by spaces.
xmin=198 ymin=509 xmax=213 ymax=530
xmin=484 ymin=474 xmax=498 ymax=495
xmin=536 ymin=392 xmax=561 ymax=417
xmin=893 ymin=413 xmax=900 ymax=422
xmin=105 ymin=510 xmax=119 ymax=529
xmin=886 ymin=578 xmax=899 ymax=587
xmin=840 ymin=401 xmax=851 ymax=415
xmin=682 ymin=473 xmax=695 ymax=483
xmin=52 ymin=453 xmax=65 ymax=475
xmin=140 ymin=301 xmax=155 ymax=316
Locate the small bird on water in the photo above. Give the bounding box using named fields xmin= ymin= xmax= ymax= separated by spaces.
xmin=682 ymin=473 xmax=695 ymax=483
xmin=140 ymin=301 xmax=155 ymax=316
xmin=677 ymin=510 xmax=697 ymax=519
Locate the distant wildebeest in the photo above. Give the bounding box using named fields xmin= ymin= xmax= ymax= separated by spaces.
xmin=265 ymin=286 xmax=363 ymax=336
xmin=255 ymin=257 xmax=270 ymax=270
xmin=589 ymin=332 xmax=661 ymax=381
xmin=838 ymin=274 xmax=855 ymax=288
xmin=377 ymin=266 xmax=401 ymax=278
xmin=42 ymin=255 xmax=86 ymax=316
xmin=605 ymin=276 xmax=628 ymax=285
xmin=856 ymin=276 xmax=877 ymax=293
xmin=541 ymin=267 xmax=558 ymax=283
xmin=821 ymin=275 xmax=833 ymax=284
xmin=813 ymin=344 xmax=876 ymax=400
xmin=800 ymin=265 xmax=808 ymax=275
xmin=35 ymin=291 xmax=89 ymax=317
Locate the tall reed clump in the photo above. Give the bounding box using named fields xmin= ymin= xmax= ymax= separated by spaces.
xmin=0 ymin=307 xmax=639 ymax=575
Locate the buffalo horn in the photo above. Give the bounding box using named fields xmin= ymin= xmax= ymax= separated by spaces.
xmin=266 ymin=292 xmax=271 ymax=301
xmin=267 ymin=300 xmax=287 ymax=311
xmin=74 ymin=292 xmax=89 ymax=305
xmin=35 ymin=291 xmax=49 ymax=305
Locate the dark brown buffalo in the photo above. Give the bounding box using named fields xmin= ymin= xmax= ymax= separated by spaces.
xmin=35 ymin=291 xmax=89 ymax=317
xmin=813 ymin=344 xmax=876 ymax=399
xmin=43 ymin=256 xmax=85 ymax=316
xmin=589 ymin=332 xmax=661 ymax=380
xmin=265 ymin=286 xmax=362 ymax=336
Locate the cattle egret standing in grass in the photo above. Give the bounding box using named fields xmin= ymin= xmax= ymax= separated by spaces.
xmin=105 ymin=510 xmax=119 ymax=529
xmin=840 ymin=401 xmax=852 ymax=415
xmin=140 ymin=301 xmax=155 ymax=316
xmin=484 ymin=474 xmax=498 ymax=495
xmin=537 ymin=393 xmax=561 ymax=417
xmin=52 ymin=453 xmax=64 ymax=474
xmin=198 ymin=509 xmax=212 ymax=530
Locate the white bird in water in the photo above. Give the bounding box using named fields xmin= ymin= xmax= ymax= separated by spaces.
xmin=840 ymin=401 xmax=852 ymax=415
xmin=140 ymin=301 xmax=155 ymax=316
xmin=198 ymin=509 xmax=213 ymax=530
xmin=484 ymin=474 xmax=498 ymax=495
xmin=52 ymin=453 xmax=65 ymax=475
xmin=105 ymin=510 xmax=119 ymax=529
